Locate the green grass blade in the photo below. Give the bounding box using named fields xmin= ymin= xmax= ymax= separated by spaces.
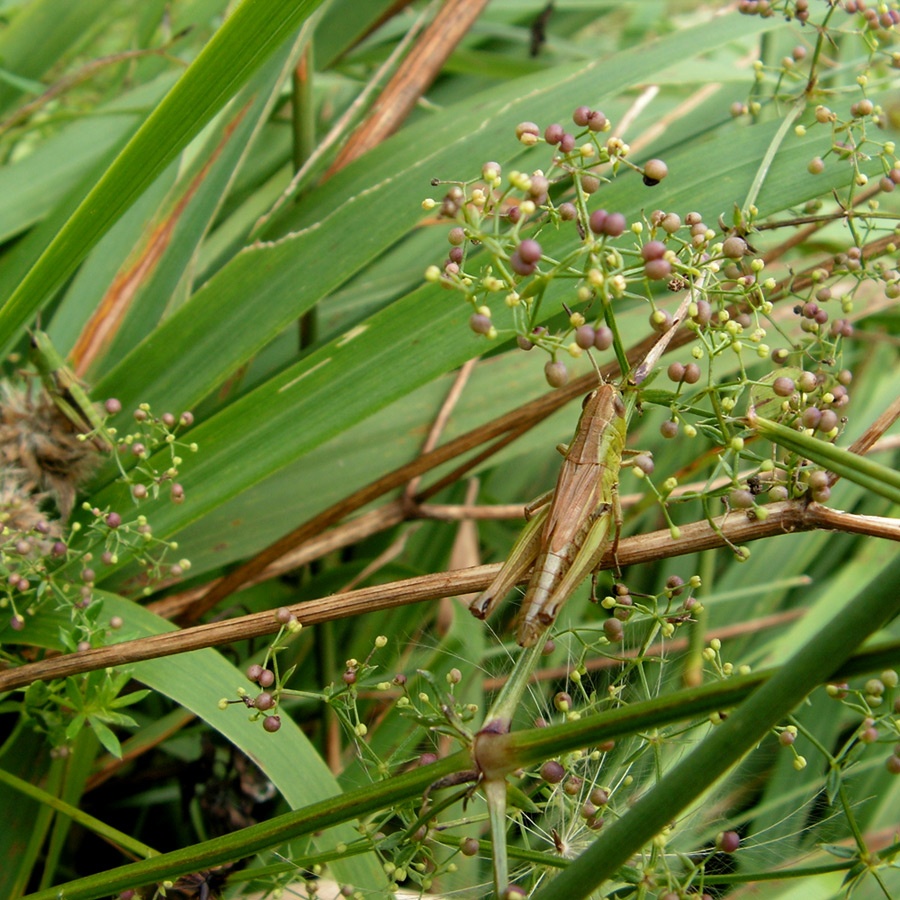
xmin=751 ymin=414 xmax=900 ymax=505
xmin=0 ymin=0 xmax=327 ymax=353
xmin=94 ymin=591 xmax=384 ymax=890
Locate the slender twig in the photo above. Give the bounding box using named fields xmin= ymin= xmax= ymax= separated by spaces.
xmin=325 ymin=0 xmax=490 ymax=176
xmin=254 ymin=1 xmax=433 ymax=232
xmin=404 ymin=358 xmax=478 ymax=507
xmin=0 ymin=44 xmax=189 ymax=137
xmin=4 ymin=502 xmax=899 ymax=692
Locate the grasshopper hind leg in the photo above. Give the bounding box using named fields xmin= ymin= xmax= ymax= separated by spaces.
xmin=469 ymin=507 xmax=547 ymax=621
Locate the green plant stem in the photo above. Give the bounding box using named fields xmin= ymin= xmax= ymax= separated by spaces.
xmin=751 ymin=413 xmax=900 ymax=504
xmin=22 ymin=635 xmax=900 ymax=900
xmin=483 ymin=641 xmax=545 ymax=729
xmin=529 ymin=550 xmax=900 ymax=900
xmin=19 ymin=751 xmax=467 ymax=900
xmin=484 ymin=778 xmax=509 ymax=897
xmin=10 ymin=758 xmax=63 ymax=899
xmin=0 ymin=766 xmax=158 ymax=862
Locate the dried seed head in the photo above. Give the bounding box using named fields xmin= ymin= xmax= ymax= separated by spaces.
xmin=0 ymin=383 xmax=101 ymax=520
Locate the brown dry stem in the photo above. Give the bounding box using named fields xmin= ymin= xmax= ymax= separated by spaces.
xmin=326 ymin=0 xmax=490 ymax=175
xmin=3 ymin=502 xmax=899 ymax=692
xmin=178 ymin=233 xmax=898 ymax=625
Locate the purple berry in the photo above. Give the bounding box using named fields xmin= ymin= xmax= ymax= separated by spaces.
xmin=573 ymin=106 xmax=591 ymax=126
xmin=603 ymin=618 xmax=624 ymax=642
xmin=263 ymin=715 xmax=281 ymax=733
xmin=517 ymin=239 xmax=542 ymax=264
xmin=544 ymin=123 xmax=564 ymax=144
xmin=717 ymin=830 xmax=741 ymax=853
xmin=105 ymin=512 xmax=122 ymax=529
xmin=575 ymin=325 xmax=596 ymax=349
xmin=772 ymin=376 xmax=795 ymax=397
xmin=593 ymin=326 xmax=613 ymax=350
xmin=469 ymin=314 xmax=493 ymax=335
xmin=588 ymin=209 xmax=608 ymax=234
xmin=247 ymin=664 xmax=263 ymax=682
xmin=510 ymin=251 xmax=536 ymax=276
xmin=645 ymin=258 xmax=672 ymax=280
xmin=601 ymin=212 xmax=626 ymax=236
xmin=104 ymin=398 xmax=122 ymax=415
xmin=255 ymin=692 xmax=275 ymax=710
xmin=540 ymin=760 xmax=566 ymax=783
xmin=641 ymin=241 xmax=666 ymax=261
xmin=587 ymin=110 xmax=607 ymax=131
xmin=544 ymin=361 xmax=569 ymax=388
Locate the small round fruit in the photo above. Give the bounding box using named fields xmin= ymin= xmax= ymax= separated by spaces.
xmin=644 ymin=258 xmax=672 ymax=280
xmin=469 ymin=314 xmax=492 ymax=335
xmin=642 ymin=158 xmax=668 ymax=185
xmin=641 ymin=241 xmax=666 ymax=261
xmin=575 ymin=325 xmax=596 ymax=349
xmin=589 ymin=209 xmax=608 ymax=234
xmin=572 ymin=106 xmax=591 ymax=126
xmin=601 ymin=212 xmax=626 ymax=236
xmin=772 ymin=376 xmax=795 ymax=396
xmin=717 ymin=830 xmax=741 ymax=853
xmin=263 ymin=715 xmax=281 ymax=733
xmin=722 ymin=236 xmax=747 ymax=259
xmin=603 ymin=618 xmax=624 ymax=642
xmin=545 ymin=361 xmax=569 ymax=388
xmin=540 ymin=760 xmax=566 ymax=783
xmin=593 ymin=326 xmax=613 ymax=350
xmin=517 ymin=239 xmax=542 ymax=264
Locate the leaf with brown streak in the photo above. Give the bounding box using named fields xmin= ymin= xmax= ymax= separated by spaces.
xmin=69 ymin=100 xmax=254 ymax=378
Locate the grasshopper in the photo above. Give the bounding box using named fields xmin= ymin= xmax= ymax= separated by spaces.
xmin=470 ymin=382 xmax=627 ymax=647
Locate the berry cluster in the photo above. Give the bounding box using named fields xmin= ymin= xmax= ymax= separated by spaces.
xmin=219 ymin=607 xmax=303 ymax=734
xmin=423 ymin=104 xmax=672 ymax=386
xmin=1 ymin=395 xmax=199 ymax=637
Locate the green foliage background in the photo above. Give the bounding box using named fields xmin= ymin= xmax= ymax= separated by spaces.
xmin=0 ymin=2 xmax=899 ymax=899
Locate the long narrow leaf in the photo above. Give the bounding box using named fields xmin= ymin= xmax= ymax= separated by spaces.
xmin=0 ymin=0 xmax=326 ymax=352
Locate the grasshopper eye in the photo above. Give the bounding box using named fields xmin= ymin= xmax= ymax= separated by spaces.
xmin=582 ymin=391 xmax=596 ymax=410
xmin=613 ymin=393 xmax=626 ymax=417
